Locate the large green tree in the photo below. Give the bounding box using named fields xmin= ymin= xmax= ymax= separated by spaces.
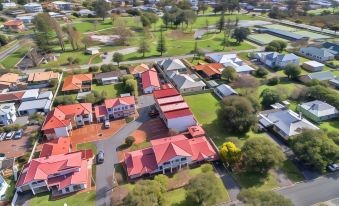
xmin=186 ymin=172 xmax=221 ymax=206
xmin=123 ymin=180 xmax=166 ymax=206
xmin=238 ymin=188 xmax=294 ymax=206
xmin=222 ymin=66 xmax=237 ymax=82
xmin=291 ymin=129 xmax=339 ymax=173
xmin=260 ymin=88 xmax=284 ymax=109
xmin=218 ymin=96 xmax=257 ymax=134
xmin=157 ymin=29 xmax=167 ymax=56
xmin=95 ymin=0 xmax=111 ymax=20
xmin=232 ymin=27 xmax=250 ymax=44
xmin=284 ymin=64 xmax=301 ymax=79
xmin=242 ymin=137 xmax=285 ymax=173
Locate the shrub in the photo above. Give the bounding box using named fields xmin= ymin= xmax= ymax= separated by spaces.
xmin=267 ymin=77 xmax=280 ymax=85
xmin=125 ymin=136 xmax=135 ymax=146
xmin=201 ymin=164 xmax=213 ymax=173
xmin=125 ymin=116 xmax=134 ymax=123
xmin=89 ymin=66 xmax=99 ymax=72
xmin=254 ymin=67 xmax=268 ymax=78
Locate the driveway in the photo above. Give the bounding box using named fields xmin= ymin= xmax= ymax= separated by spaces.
xmin=277 ymin=172 xmax=339 ymax=206
xmin=95 ymin=95 xmax=153 ymax=206
xmin=0 ymin=41 xmax=22 ymax=61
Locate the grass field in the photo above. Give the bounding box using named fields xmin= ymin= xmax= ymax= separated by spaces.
xmin=29 ymin=190 xmax=96 ymax=206
xmin=308 ymin=8 xmax=339 ymax=15
xmin=0 ymin=47 xmax=28 ymax=69
xmin=233 ymin=171 xmax=278 ymax=191
xmin=92 ymin=83 xmax=126 ymax=98
xmin=280 ymin=160 xmax=304 ymax=182
xmin=293 ymin=30 xmax=330 ymax=39
xmin=248 ymin=33 xmax=289 ymax=45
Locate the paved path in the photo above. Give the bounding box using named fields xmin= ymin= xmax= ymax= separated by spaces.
xmin=0 ymin=41 xmax=22 ymax=61
xmin=100 ymin=47 xmax=138 ymax=64
xmin=95 ymin=95 xmax=154 ymax=206
xmin=277 ymin=172 xmax=339 ymax=206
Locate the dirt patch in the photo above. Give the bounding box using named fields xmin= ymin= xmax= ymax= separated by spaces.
xmin=112 ymin=186 xmax=129 ymax=205
xmin=168 ymin=29 xmax=194 ymax=40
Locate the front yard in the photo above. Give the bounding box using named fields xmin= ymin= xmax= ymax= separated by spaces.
xmin=92 ymin=83 xmax=127 ymax=98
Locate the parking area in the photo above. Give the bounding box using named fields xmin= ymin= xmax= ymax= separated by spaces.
xmin=130 ymin=117 xmax=169 ymax=144
xmin=0 ymin=125 xmax=39 ymax=158
xmin=69 ymin=119 xmax=126 ymax=146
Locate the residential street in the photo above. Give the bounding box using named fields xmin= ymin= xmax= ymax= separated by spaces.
xmin=0 ymin=41 xmax=22 ymax=61
xmin=95 ymin=95 xmax=154 ymax=206
xmin=277 ymin=172 xmax=339 ymax=206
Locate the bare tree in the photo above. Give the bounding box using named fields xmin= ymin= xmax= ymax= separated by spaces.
xmin=27 ymin=47 xmax=40 ymax=67
xmin=51 ymin=18 xmax=65 ymax=51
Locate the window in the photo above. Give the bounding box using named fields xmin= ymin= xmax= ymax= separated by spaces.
xmin=181 ymin=157 xmax=186 ymax=161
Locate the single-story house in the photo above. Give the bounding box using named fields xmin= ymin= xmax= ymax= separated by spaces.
xmin=24 ymin=2 xmax=43 ymax=13
xmin=170 ymin=73 xmax=206 ymax=93
xmin=299 ymin=71 xmax=335 ymax=82
xmin=0 ymin=103 xmax=17 ymax=126
xmin=2 ymin=2 xmax=17 ymax=9
xmin=37 ymin=91 xmax=53 ymax=100
xmin=297 ymin=100 xmax=338 ymax=122
xmin=258 ymin=108 xmax=319 ymax=139
xmin=234 ymin=65 xmax=255 ymax=74
xmin=85 ymin=47 xmax=100 ymax=55
xmin=158 ymin=59 xmax=187 ymax=74
xmin=129 ymin=64 xmax=150 ymax=78
xmin=323 ymin=42 xmax=339 ymax=55
xmin=299 ymin=47 xmax=335 ymax=62
xmin=256 ymin=52 xmax=300 ymax=68
xmin=78 ymin=9 xmax=95 ymax=16
xmin=214 ymin=84 xmax=238 ymax=99
xmin=15 ymin=15 xmax=34 ymax=24
xmin=141 ymin=69 xmax=161 ymax=94
xmin=3 ymin=19 xmax=25 ymax=32
xmin=27 ymin=71 xmax=60 ymax=85
xmin=18 ymin=99 xmax=52 ymax=115
xmin=0 ymin=73 xmax=20 ymax=90
xmin=193 ymin=63 xmax=224 ymax=79
xmin=206 ymin=53 xmax=243 ymax=65
xmin=62 ymin=74 xmax=93 ymax=93
xmin=51 ymin=1 xmax=74 ymax=11
xmin=329 ymin=76 xmax=339 ymax=89
xmin=302 ymin=61 xmax=324 ymax=72
xmin=93 ymin=70 xmax=127 ymax=85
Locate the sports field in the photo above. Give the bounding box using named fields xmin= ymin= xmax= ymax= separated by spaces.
xmin=263 ymin=24 xmax=297 ymax=31
xmin=247 ymin=33 xmax=289 ymax=45
xmin=293 ymin=30 xmax=330 ymax=39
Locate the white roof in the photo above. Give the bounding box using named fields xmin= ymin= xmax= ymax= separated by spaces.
xmin=299 ymin=100 xmax=338 ymax=117
xmin=37 ymin=91 xmax=53 ymax=100
xmin=18 ymin=99 xmax=51 ymax=111
xmin=259 ymin=109 xmax=319 ymax=138
xmin=0 ymin=103 xmax=15 ymax=115
xmin=215 ymin=84 xmax=237 ymax=97
xmin=235 ymin=65 xmax=255 ymax=73
xmin=52 ymin=1 xmax=72 ymax=5
xmin=24 ymin=3 xmax=41 ymax=7
xmin=22 ymin=89 xmax=39 ymax=99
xmin=303 ymin=61 xmax=324 ymax=67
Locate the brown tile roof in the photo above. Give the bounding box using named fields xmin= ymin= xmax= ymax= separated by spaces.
xmin=0 ymin=91 xmax=25 ymax=103
xmin=129 ymin=64 xmax=150 ymax=75
xmin=4 ymin=20 xmax=23 ymax=26
xmin=28 ymin=71 xmax=59 ymax=82
xmin=0 ymin=73 xmax=19 ymax=83
xmin=62 ymin=73 xmax=92 ymax=92
xmin=193 ymin=63 xmax=224 ymax=77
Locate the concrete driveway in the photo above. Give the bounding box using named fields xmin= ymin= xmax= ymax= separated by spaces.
xmin=95 ymin=95 xmax=153 ymax=206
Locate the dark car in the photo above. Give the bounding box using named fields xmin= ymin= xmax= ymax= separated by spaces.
xmin=14 ymin=129 xmax=23 ymax=139
xmin=148 ymin=106 xmax=159 ymax=118
xmin=96 ymin=151 xmax=104 ymax=164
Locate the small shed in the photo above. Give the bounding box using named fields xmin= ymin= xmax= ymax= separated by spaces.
xmin=85 ymin=47 xmax=100 ymax=55
xmin=302 ymin=61 xmax=324 ymax=72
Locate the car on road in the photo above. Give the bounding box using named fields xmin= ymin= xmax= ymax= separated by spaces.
xmin=328 ymin=163 xmax=339 ymax=172
xmin=5 ymin=131 xmax=15 ymax=140
xmin=14 ymin=129 xmax=23 ymax=139
xmin=0 ymin=133 xmax=6 ymax=141
xmin=104 ymin=120 xmax=110 ymax=129
xmin=0 ymin=153 xmax=5 ymax=161
xmin=96 ymin=151 xmax=104 ymax=164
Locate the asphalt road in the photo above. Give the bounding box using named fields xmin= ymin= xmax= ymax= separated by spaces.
xmin=277 ymin=172 xmax=339 ymax=206
xmin=95 ymin=95 xmax=154 ymax=206
xmin=0 ymin=41 xmax=21 ymax=61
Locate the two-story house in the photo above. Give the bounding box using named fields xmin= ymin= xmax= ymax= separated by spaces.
xmin=124 ymin=133 xmax=217 ymax=179
xmin=62 ymin=74 xmax=92 ymax=94
xmin=0 ymin=103 xmax=17 ymax=126
xmin=94 ymin=96 xmax=136 ymax=122
xmin=42 ymin=103 xmax=93 ymax=139
xmin=299 ymin=47 xmax=335 ymax=62
xmin=256 ymin=52 xmax=300 ymax=68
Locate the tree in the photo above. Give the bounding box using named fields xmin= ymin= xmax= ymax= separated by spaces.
xmin=26 ymin=47 xmax=40 ymax=67
xmin=219 ymin=141 xmax=241 ymax=166
xmin=113 ymin=26 xmax=133 ymax=45
xmin=260 ymin=88 xmax=283 ymax=108
xmin=125 ymin=79 xmax=138 ymax=95
xmin=0 ymin=34 xmax=8 ymax=46
xmin=265 ymin=40 xmax=287 ymax=52
xmin=33 ymin=13 xmax=54 ymax=51
xmin=198 ymin=2 xmax=208 ymax=14
xmin=217 ymin=12 xmax=225 ymax=32
xmin=123 ymin=180 xmax=166 ymax=206
xmin=63 ymin=25 xmax=81 ymax=50
xmin=221 ymin=66 xmax=237 ymax=82
xmin=154 ymin=174 xmax=169 ymax=192
xmin=138 ymin=37 xmax=150 ymax=57
xmin=284 ymin=64 xmax=301 ymax=79
xmin=125 ymin=136 xmax=135 ymax=146
xmin=186 ymin=172 xmax=220 ymax=206
xmin=232 ymin=27 xmax=250 ymax=44
xmin=113 ymin=52 xmax=123 ymax=66
xmin=218 ymin=96 xmax=257 ymax=134
xmin=238 ymin=188 xmax=294 ymax=206
xmin=121 ymin=74 xmax=134 ymax=83
xmin=286 ymin=0 xmax=298 ymax=16
xmin=291 ymin=129 xmax=339 ymax=173
xmin=51 ymin=18 xmax=65 ymax=51
xmin=242 ymin=137 xmax=285 ymax=173
xmin=157 ymin=29 xmax=167 ymax=56
xmin=201 ymin=164 xmax=213 ymax=173
xmin=254 ymin=67 xmax=268 ymax=78
xmin=95 ymin=0 xmax=111 ymax=20
xmin=329 ymin=24 xmax=339 ymax=33
xmin=81 ymin=35 xmax=93 ymax=50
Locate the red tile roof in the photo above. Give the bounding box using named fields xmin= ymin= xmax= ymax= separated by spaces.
xmin=4 ymin=19 xmax=23 ymax=26
xmin=141 ymin=69 xmax=160 ymax=91
xmin=94 ymin=105 xmax=108 ymax=118
xmin=163 ymin=108 xmax=193 ymax=119
xmin=0 ymin=91 xmax=24 ymax=103
xmin=16 ymin=151 xmax=88 ymax=189
xmin=188 ymin=125 xmax=205 ymax=137
xmin=42 ymin=103 xmax=92 ymax=130
xmin=124 ymin=135 xmax=217 ymax=177
xmin=62 ymin=74 xmax=92 ymax=92
xmin=39 ymin=138 xmax=70 ymax=158
xmin=104 ymin=96 xmax=135 ymax=108
xmin=153 ymin=88 xmax=179 ymax=99
xmin=193 ymin=63 xmax=224 ymax=76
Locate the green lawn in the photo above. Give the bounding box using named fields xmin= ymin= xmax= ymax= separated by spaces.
xmin=318 ymin=120 xmax=339 ymax=133
xmin=233 ymin=171 xmax=278 ymax=191
xmin=4 ymin=176 xmax=16 ymax=202
xmin=293 ymin=30 xmax=331 ymax=40
xmin=248 ymin=33 xmax=289 ymax=45
xmin=263 ymin=24 xmax=297 ymax=32
xmin=92 ymin=83 xmax=126 ymax=98
xmin=308 ymin=8 xmax=339 ymax=15
xmin=0 ymin=47 xmax=28 ymax=69
xmin=29 ymin=190 xmax=96 ymax=206
xmin=280 ymin=160 xmax=304 ymax=182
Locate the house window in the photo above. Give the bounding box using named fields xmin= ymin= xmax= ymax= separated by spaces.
xmin=181 ymin=157 xmax=186 ymax=161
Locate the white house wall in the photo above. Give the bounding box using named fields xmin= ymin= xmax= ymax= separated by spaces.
xmin=167 ymin=115 xmax=196 ymax=132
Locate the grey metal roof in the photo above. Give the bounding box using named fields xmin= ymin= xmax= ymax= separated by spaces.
xmin=264 ymin=28 xmax=306 ymax=40
xmin=276 ymin=53 xmax=299 ymax=62
xmin=37 ymin=91 xmax=53 ymax=100
xmin=171 ymin=74 xmax=205 ymax=89
xmin=215 ymin=84 xmax=237 ymax=96
xmin=300 ymin=47 xmax=334 ymax=58
xmin=329 ymin=76 xmax=339 ymax=86
xmin=299 ymin=100 xmax=338 ymax=117
xmin=93 ymin=70 xmax=127 ymax=80
xmin=22 ymin=89 xmax=39 ymax=99
xmin=18 ymin=99 xmax=51 ymax=111
xmin=158 ymin=59 xmax=186 ymax=71
xmin=307 ymin=71 xmax=335 ymax=81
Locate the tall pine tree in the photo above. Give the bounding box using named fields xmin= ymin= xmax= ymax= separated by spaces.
xmin=157 ymin=28 xmax=167 ymax=56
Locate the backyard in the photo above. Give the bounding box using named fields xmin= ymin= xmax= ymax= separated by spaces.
xmin=92 ymin=83 xmax=127 ymax=98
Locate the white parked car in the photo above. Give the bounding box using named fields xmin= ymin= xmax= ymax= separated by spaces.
xmin=328 ymin=163 xmax=339 ymax=172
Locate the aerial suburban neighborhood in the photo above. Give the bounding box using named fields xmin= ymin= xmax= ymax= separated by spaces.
xmin=0 ymin=0 xmax=338 ymax=205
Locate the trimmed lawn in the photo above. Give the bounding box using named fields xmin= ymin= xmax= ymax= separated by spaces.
xmin=0 ymin=47 xmax=28 ymax=69
xmin=29 ymin=190 xmax=96 ymax=206
xmin=318 ymin=120 xmax=339 ymax=133
xmin=129 ymin=141 xmax=152 ymax=151
xmin=92 ymin=83 xmax=126 ymax=98
xmin=280 ymin=160 xmax=304 ymax=182
xmin=248 ymin=33 xmax=288 ymax=45
xmin=233 ymin=171 xmax=278 ymax=191
xmin=4 ymin=176 xmax=16 ymax=201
